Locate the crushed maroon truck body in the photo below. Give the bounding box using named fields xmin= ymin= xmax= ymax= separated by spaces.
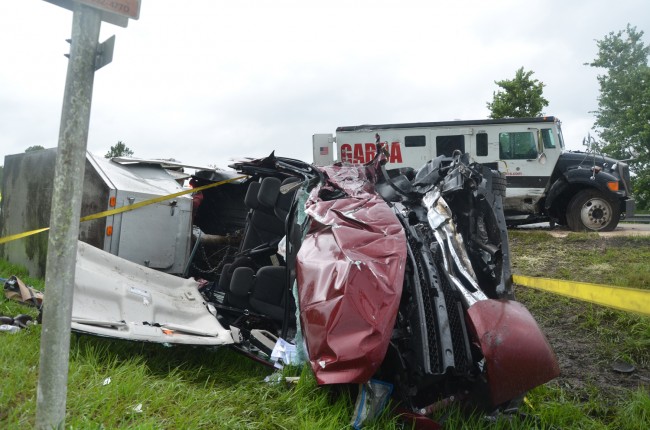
xmin=296 ymin=163 xmax=407 ymax=384
xmin=72 ymin=151 xmax=560 ymax=418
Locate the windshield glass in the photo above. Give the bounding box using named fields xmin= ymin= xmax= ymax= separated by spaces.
xmin=499 ymin=131 xmax=537 ymax=159
xmin=541 ymin=129 xmax=556 ymax=149
xmin=556 ymin=122 xmax=565 ymax=149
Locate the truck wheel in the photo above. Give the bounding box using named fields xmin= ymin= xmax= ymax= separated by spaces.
xmin=566 ymin=189 xmax=620 ymax=232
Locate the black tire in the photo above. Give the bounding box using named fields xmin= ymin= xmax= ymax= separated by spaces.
xmin=566 ymin=189 xmax=620 ymax=232
xmin=491 ymin=170 xmax=507 ymax=198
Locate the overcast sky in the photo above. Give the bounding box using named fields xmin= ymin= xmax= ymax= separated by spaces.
xmin=1 ymin=0 xmax=648 ymax=170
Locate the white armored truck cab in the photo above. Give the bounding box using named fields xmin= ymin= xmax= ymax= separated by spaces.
xmin=313 ymin=116 xmax=635 ymax=231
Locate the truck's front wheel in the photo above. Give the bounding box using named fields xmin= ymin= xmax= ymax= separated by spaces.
xmin=566 ymin=189 xmax=620 ymax=232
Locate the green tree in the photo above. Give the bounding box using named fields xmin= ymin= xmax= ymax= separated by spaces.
xmin=587 ymin=24 xmax=650 ymax=210
xmin=105 ymin=141 xmax=134 ymax=159
xmin=25 ymin=145 xmax=45 ymax=152
xmin=487 ymin=67 xmax=549 ymax=119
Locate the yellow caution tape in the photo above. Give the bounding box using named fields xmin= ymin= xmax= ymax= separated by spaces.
xmin=80 ymin=175 xmax=247 ymax=222
xmin=513 ymin=274 xmax=650 ymax=316
xmin=0 ymin=227 xmax=51 ymax=245
xmin=0 ymin=175 xmax=247 ymax=245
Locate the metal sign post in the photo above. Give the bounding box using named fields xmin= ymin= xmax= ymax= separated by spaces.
xmin=36 ymin=1 xmax=139 ymax=428
xmin=35 ymin=5 xmax=101 ymax=428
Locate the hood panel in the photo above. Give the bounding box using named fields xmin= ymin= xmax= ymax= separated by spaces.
xmin=72 ymin=241 xmax=233 ymax=346
xmin=296 ymin=164 xmax=407 ymax=384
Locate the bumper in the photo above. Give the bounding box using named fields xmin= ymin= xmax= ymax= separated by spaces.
xmin=621 ymin=198 xmax=636 ymax=218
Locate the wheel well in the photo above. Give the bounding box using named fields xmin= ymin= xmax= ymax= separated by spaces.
xmin=548 ymin=183 xmax=593 ymax=225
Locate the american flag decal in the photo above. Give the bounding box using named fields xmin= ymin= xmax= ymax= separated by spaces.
xmin=319 ymin=146 xmax=329 ymax=155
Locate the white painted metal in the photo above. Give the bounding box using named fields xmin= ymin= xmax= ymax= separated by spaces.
xmin=87 ymin=153 xmax=193 ymax=273
xmin=323 ymin=119 xmax=565 ymax=216
xmin=72 ymin=241 xmax=235 ymax=346
xmin=312 ymin=134 xmax=335 ymax=166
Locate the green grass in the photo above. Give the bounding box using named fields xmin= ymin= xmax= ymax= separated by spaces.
xmin=0 ymin=320 xmax=397 ymax=429
xmin=509 ymin=232 xmax=650 ymax=289
xmin=2 ymin=234 xmax=650 ymax=429
xmin=0 ymin=258 xmax=401 ymax=429
xmin=507 ymin=231 xmax=650 ymax=429
xmin=509 ymin=232 xmax=650 ymax=366
xmin=426 ymin=383 xmax=650 ymax=429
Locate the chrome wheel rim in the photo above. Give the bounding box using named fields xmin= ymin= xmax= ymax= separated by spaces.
xmin=579 ymin=197 xmax=612 ymax=230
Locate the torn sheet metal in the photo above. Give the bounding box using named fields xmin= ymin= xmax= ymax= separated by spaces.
xmin=110 ymin=156 xmax=215 ymax=171
xmin=467 ymin=299 xmax=560 ymax=405
xmin=296 ymin=163 xmax=407 ymax=384
xmin=72 ymin=241 xmax=234 ymax=346
xmin=421 ymin=161 xmax=559 ymax=406
xmin=423 ymin=189 xmax=487 ymax=306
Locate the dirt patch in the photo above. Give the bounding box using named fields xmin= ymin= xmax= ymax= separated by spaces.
xmin=510 ymin=230 xmax=650 ymax=401
xmin=534 ymin=310 xmax=650 ymax=397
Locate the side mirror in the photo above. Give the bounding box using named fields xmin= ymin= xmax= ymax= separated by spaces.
xmin=538 ymin=152 xmax=547 ymax=165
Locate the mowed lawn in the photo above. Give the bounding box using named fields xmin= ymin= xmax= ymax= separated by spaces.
xmin=1 ymin=232 xmax=649 ymax=429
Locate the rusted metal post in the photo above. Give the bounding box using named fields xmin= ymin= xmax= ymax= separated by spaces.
xmin=35 ymin=3 xmax=101 ymax=429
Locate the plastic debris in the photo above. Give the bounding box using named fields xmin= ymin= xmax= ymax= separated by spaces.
xmin=351 ymin=379 xmax=393 ymax=429
xmin=263 ymin=372 xmax=300 ymax=385
xmin=3 ymin=276 xmax=43 ymax=308
xmin=12 ymin=314 xmax=34 ymax=328
xmin=270 ymin=338 xmax=297 ymax=368
xmin=263 ymin=372 xmax=284 ymax=384
xmin=103 ymin=377 xmax=111 ymax=386
xmin=0 ymin=314 xmax=34 ymax=331
xmin=0 ymin=324 xmax=21 ymax=334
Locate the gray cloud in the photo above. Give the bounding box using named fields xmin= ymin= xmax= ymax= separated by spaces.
xmin=1 ymin=0 xmax=648 ymax=169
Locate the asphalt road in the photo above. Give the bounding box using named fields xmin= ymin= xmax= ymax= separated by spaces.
xmin=511 ymin=222 xmax=650 ymax=237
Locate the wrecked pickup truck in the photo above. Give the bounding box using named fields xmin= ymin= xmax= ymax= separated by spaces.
xmin=71 ymin=150 xmax=559 ymax=416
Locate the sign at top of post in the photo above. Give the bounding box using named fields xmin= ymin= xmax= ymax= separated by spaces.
xmin=44 ymin=0 xmax=140 ymax=27
xmin=76 ymin=0 xmax=140 ymax=20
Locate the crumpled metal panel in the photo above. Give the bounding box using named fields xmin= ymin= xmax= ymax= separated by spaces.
xmin=421 ymin=162 xmax=559 ymax=405
xmin=71 ymin=241 xmax=234 ymax=346
xmin=296 ymin=164 xmax=407 ymax=384
xmin=467 ymin=299 xmax=560 ymax=405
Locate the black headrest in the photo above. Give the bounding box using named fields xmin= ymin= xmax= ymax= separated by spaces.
xmin=274 ymin=178 xmax=300 ymax=221
xmin=244 ymin=181 xmax=261 ymax=210
xmin=258 ymin=177 xmax=281 ymax=208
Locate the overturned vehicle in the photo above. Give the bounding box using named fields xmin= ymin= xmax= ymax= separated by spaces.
xmin=71 ymin=151 xmax=559 ymax=415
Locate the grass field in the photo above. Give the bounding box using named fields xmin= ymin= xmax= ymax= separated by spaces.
xmin=1 ymin=232 xmax=649 ymax=429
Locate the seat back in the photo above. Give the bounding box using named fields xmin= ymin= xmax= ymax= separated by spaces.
xmin=221 ymin=177 xmax=299 ymax=321
xmin=236 ymin=181 xmax=262 ymax=253
xmin=226 ymin=266 xmax=290 ymax=322
xmin=226 ymin=266 xmax=255 ymax=309
xmin=249 ymin=266 xmax=289 ymax=321
xmin=239 ymin=177 xmax=284 ymax=253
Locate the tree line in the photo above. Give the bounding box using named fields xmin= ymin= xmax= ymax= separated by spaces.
xmin=486 ymin=24 xmax=649 ymax=210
